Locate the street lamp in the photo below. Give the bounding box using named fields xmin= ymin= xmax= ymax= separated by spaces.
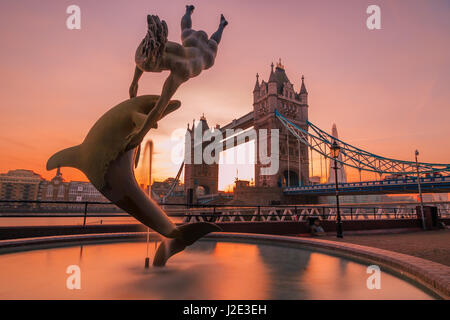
xmin=330 ymin=141 xmax=343 ymax=238
xmin=415 ymin=150 xmax=426 ymax=230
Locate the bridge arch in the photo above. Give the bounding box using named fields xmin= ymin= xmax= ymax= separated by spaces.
xmin=281 ymin=170 xmax=299 ymax=187
xmin=195 ymin=185 xmax=210 ymax=196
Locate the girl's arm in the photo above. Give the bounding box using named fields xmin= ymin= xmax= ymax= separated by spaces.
xmin=127 ymin=72 xmax=184 ymax=149
xmin=129 ymin=66 xmax=144 ymax=98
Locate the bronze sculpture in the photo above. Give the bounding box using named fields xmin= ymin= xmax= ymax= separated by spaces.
xmin=47 ymin=5 xmax=227 ymax=266
xmin=127 ymin=5 xmax=228 ymax=148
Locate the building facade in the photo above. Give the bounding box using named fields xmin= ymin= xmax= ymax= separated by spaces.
xmin=0 ymin=169 xmax=43 ymax=202
xmin=39 ymin=168 xmax=107 ymax=204
xmin=67 ymin=181 xmax=108 ymax=203
xmin=39 ymin=168 xmax=69 ymax=202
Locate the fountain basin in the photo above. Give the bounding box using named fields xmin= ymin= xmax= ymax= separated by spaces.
xmin=0 ymin=232 xmax=447 ymax=299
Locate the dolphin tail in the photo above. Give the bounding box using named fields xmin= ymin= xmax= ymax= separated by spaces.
xmin=176 ymin=222 xmax=222 ymax=246
xmin=46 ymin=145 xmax=83 ymax=171
xmin=153 ymin=222 xmax=221 ymax=267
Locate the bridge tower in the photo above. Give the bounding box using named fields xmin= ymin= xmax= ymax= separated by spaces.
xmin=253 ymin=60 xmax=310 ymax=187
xmin=328 ymin=123 xmax=347 ymax=183
xmin=184 ymin=115 xmax=219 ymax=204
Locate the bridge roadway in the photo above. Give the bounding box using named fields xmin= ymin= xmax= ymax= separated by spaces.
xmin=284 ymin=176 xmax=450 ymax=196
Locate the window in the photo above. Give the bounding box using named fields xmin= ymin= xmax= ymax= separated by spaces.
xmin=58 ymin=185 xmax=65 ymax=197
xmin=46 ymin=185 xmax=53 ymax=197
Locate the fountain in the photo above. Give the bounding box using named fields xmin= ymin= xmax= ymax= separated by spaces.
xmin=0 ymin=234 xmax=438 ymax=299
xmin=46 ymin=5 xmax=228 ymax=266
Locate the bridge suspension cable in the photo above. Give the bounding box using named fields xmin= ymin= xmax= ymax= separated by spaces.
xmin=275 ymin=110 xmax=450 ymax=176
xmin=162 ymin=161 xmax=184 ymax=202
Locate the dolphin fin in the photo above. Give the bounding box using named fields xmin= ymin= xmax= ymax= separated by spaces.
xmin=161 ymin=100 xmax=181 ymax=119
xmin=46 ymin=145 xmax=83 ymax=171
xmin=153 ymin=222 xmax=221 ymax=267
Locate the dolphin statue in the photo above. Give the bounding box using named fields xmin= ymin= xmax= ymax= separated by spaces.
xmin=46 ymin=95 xmax=221 ymax=266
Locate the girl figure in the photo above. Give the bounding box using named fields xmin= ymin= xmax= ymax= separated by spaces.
xmin=127 ymin=5 xmax=228 ymax=149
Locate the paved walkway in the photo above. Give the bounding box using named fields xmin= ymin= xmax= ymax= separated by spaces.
xmin=322 ymin=229 xmax=450 ymax=266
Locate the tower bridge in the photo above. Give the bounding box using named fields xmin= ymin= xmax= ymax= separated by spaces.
xmin=177 ymin=60 xmax=450 ymax=205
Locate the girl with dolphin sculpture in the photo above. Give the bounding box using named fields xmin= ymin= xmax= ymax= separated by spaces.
xmin=127 ymin=4 xmax=228 ymax=147
xmin=47 ymin=5 xmax=228 ymax=266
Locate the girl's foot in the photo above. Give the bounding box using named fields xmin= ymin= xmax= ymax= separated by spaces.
xmin=220 ymin=14 xmax=228 ymax=27
xmin=186 ymin=5 xmax=195 ymax=14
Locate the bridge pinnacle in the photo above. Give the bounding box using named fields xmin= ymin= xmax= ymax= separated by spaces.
xmin=300 ymin=75 xmax=308 ymax=94
xmin=253 ymin=73 xmax=260 ymax=92
xmin=277 ymin=58 xmax=284 ymax=70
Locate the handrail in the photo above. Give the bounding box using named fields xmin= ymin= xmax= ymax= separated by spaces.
xmin=284 ymin=175 xmax=450 ymax=191
xmin=0 ymin=199 xmax=448 ymax=209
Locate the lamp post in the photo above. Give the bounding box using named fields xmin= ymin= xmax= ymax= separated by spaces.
xmin=330 ymin=141 xmax=343 ymax=238
xmin=415 ymin=150 xmax=426 ymax=230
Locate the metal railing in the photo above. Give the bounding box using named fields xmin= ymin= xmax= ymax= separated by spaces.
xmin=0 ymin=200 xmax=126 ymax=227
xmin=181 ymin=206 xmax=421 ymax=223
xmin=0 ymin=200 xmax=448 ymax=227
xmin=284 ymin=176 xmax=450 ymax=195
xmin=286 ymin=175 xmax=450 ymax=191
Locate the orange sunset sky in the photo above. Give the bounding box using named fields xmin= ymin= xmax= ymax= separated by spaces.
xmin=0 ymin=0 xmax=449 ymax=190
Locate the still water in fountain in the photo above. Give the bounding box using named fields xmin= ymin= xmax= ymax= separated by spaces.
xmin=0 ymin=240 xmax=434 ymax=299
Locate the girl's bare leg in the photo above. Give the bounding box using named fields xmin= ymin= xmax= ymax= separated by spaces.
xmin=210 ymin=14 xmax=228 ymax=44
xmin=181 ymin=5 xmax=195 ymax=31
xmin=129 ymin=66 xmax=143 ymax=98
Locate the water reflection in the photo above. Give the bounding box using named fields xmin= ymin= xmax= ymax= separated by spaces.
xmin=185 ymin=240 xmax=217 ymax=254
xmin=0 ymin=240 xmax=434 ymax=300
xmin=257 ymin=244 xmax=311 ymax=299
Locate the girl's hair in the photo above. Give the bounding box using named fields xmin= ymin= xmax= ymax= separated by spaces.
xmin=135 ymin=15 xmax=168 ymax=71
